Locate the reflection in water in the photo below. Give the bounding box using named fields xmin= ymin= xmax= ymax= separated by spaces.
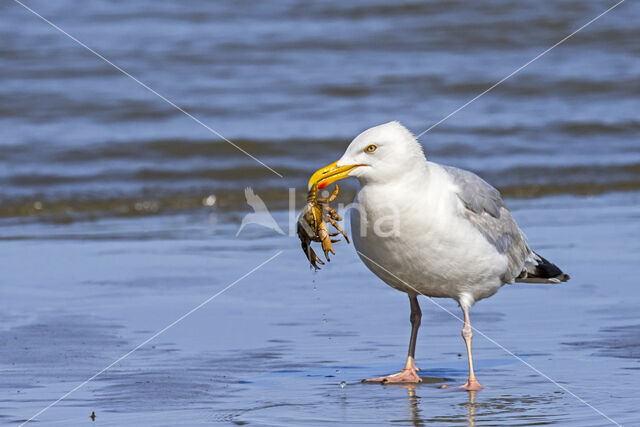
xmin=464 ymin=391 xmax=477 ymax=427
xmin=399 ymin=384 xmax=478 ymax=427
xmin=401 ymin=384 xmax=423 ymax=427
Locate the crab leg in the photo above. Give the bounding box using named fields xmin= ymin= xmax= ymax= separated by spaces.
xmin=327 ymin=208 xmax=342 ymax=221
xmin=316 ymin=185 xmax=340 ymax=204
xmin=328 ymin=218 xmax=350 ymax=243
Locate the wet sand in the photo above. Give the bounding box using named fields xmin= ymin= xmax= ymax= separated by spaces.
xmin=1 ymin=191 xmax=639 ymax=426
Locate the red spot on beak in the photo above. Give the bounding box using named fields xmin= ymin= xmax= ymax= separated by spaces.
xmin=318 ymin=181 xmax=328 ymax=189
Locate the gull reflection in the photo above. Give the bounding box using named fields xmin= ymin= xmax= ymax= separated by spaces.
xmin=398 ymin=383 xmax=478 ymax=427
xmin=397 ymin=383 xmax=424 ymax=427
xmin=464 ymin=390 xmax=477 ymax=427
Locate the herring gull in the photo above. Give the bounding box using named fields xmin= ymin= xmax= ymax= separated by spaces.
xmin=308 ymin=121 xmax=569 ymax=389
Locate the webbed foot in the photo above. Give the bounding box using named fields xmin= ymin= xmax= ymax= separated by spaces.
xmin=362 ymin=368 xmax=422 ymax=384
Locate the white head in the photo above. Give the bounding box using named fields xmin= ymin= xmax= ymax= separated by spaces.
xmin=309 ymin=121 xmax=426 ymax=189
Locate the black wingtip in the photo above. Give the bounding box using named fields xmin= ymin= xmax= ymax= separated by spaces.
xmin=533 ymin=253 xmax=570 ymax=282
xmin=534 ymin=261 xmax=562 ymax=278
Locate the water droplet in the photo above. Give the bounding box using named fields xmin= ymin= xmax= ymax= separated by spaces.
xmin=203 ymin=194 xmax=217 ymax=206
xmin=313 ymin=286 xmax=317 ymax=291
xmin=340 ymin=381 xmax=346 ymax=389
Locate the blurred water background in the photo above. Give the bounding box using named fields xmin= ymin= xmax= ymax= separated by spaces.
xmin=2 ymin=0 xmax=640 ymax=221
xmin=1 ymin=1 xmax=639 ymax=426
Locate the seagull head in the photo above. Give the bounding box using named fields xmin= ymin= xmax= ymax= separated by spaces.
xmin=308 ymin=121 xmax=426 ymax=190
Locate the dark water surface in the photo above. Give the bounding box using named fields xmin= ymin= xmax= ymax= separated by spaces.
xmin=2 ymin=0 xmax=640 ymax=222
xmin=1 ymin=0 xmax=639 ymax=425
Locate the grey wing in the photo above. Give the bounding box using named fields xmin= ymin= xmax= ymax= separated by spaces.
xmin=442 ymin=165 xmax=532 ymax=282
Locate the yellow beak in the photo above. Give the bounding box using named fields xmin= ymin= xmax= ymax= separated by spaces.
xmin=308 ymin=160 xmax=363 ymax=190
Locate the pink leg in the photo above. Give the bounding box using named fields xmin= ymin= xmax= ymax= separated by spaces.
xmin=458 ymin=306 xmax=483 ymax=391
xmin=363 ymin=355 xmax=422 ymax=383
xmin=363 ymin=295 xmax=422 ymax=384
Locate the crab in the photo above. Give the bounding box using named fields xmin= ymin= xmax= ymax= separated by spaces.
xmin=297 ymin=183 xmax=349 ymax=269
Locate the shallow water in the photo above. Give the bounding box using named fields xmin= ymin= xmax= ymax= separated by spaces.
xmin=2 ymin=192 xmax=640 ymax=425
xmin=1 ymin=0 xmax=640 ymax=426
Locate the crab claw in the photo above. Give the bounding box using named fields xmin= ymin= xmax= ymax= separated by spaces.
xmin=301 ymin=242 xmax=324 ymax=270
xmin=321 ymin=240 xmax=335 ymax=260
xmin=309 ymin=247 xmax=325 ymax=269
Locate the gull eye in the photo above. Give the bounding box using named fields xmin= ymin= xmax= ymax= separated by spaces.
xmin=365 ymin=144 xmax=377 ymax=153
